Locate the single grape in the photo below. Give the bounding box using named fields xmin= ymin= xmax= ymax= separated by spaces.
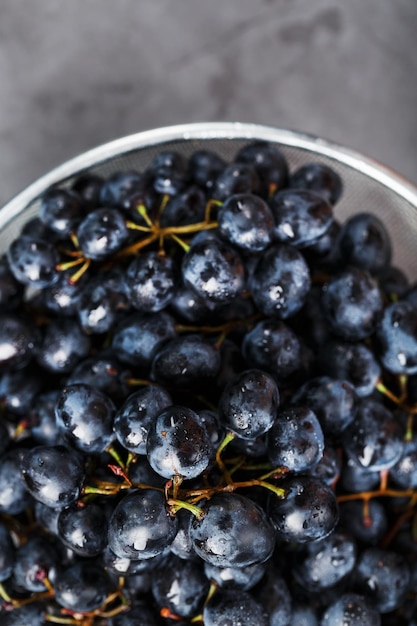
xmin=54 ymin=561 xmax=114 ymax=613
xmin=268 ymin=475 xmax=339 ymax=544
xmin=146 ymin=405 xmax=212 ymax=480
xmin=218 ymin=369 xmax=279 ymax=440
xmin=342 ymin=397 xmax=404 ymax=471
xmin=39 ymin=187 xmax=84 ymax=236
xmin=114 ymin=383 xmax=172 ymax=455
xmin=355 ymin=547 xmax=410 ymax=613
xmin=57 ymin=502 xmax=108 ymax=557
xmin=151 ymin=554 xmax=209 ymax=618
xmin=270 ymin=189 xmax=334 ymax=247
xmin=289 ymin=162 xmax=343 ymax=205
xmin=111 ymin=310 xmax=177 ymax=369
xmin=268 ymin=405 xmax=324 ymax=473
xmin=20 ymin=445 xmax=85 ymax=509
xmin=217 ymin=193 xmax=274 ymax=252
xmin=338 ymin=212 xmax=392 ymax=274
xmin=292 ymin=531 xmax=356 ymax=592
xmin=250 ymin=243 xmax=311 ymax=319
xmin=55 ymin=383 xmax=115 ymax=454
xmin=182 ymin=237 xmax=245 ymax=305
xmin=189 ymin=492 xmax=275 ymax=568
xmin=125 ymin=251 xmax=177 ymax=312
xmin=107 ymin=488 xmax=178 ymax=559
xmin=320 ymin=593 xmax=381 ymax=626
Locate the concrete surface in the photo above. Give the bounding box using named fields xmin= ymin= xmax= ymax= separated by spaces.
xmin=0 ymin=0 xmax=416 ymax=206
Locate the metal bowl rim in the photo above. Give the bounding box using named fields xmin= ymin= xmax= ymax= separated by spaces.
xmin=1 ymin=121 xmax=417 ymax=231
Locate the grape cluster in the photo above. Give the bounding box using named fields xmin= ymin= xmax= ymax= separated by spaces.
xmin=0 ymin=140 xmax=416 ymax=625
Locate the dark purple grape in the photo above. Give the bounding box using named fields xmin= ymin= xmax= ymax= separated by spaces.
xmin=169 ymin=281 xmax=217 ymax=323
xmin=292 ymin=531 xmax=356 ymax=592
xmin=54 ymin=561 xmax=113 ymax=613
xmin=159 ymin=185 xmax=206 ymax=228
xmin=375 ymin=300 xmax=417 ymax=375
xmin=342 ymin=398 xmax=404 ymax=471
xmin=317 ymin=340 xmax=381 ymax=398
xmin=114 ymin=385 xmax=172 ymax=455
xmin=0 ymin=366 xmax=42 ymax=416
xmin=217 ymin=193 xmax=274 ymax=252
xmin=55 ymin=383 xmax=115 ymax=454
xmin=338 ymin=212 xmax=392 ymax=274
xmin=270 ymin=189 xmax=334 ymax=247
xmin=36 ymin=317 xmax=91 ymax=374
xmin=290 ymin=162 xmax=343 ymax=205
xmin=212 ymin=162 xmax=260 ymax=202
xmin=218 ymin=369 xmax=279 ymax=440
xmin=182 ymin=238 xmax=245 ymax=305
xmin=0 ymin=315 xmax=39 ymax=371
xmin=76 ymin=207 xmax=129 ymax=260
xmin=250 ymin=243 xmax=311 ymax=319
xmin=151 ymin=334 xmax=221 ymax=387
xmin=268 ymin=405 xmax=324 ymax=473
xmin=292 ymin=376 xmax=357 ymax=439
xmin=13 ymin=535 xmax=59 ymax=592
xmin=107 ymin=488 xmax=178 ymax=559
xmin=7 ymin=236 xmax=59 ymax=288
xmin=99 ymin=170 xmax=142 ymax=207
xmin=189 ymin=492 xmax=275 ymax=568
xmin=321 ymin=267 xmax=384 ymax=341
xmin=77 ymin=268 xmax=130 ymax=334
xmin=41 ymin=267 xmax=87 ymax=316
xmin=204 ymin=588 xmax=268 ymax=626
xmin=269 ymin=475 xmax=339 ymax=544
xmin=146 ymin=405 xmax=212 ymax=480
xmin=188 ymin=149 xmax=227 ymax=192
xmin=72 ymin=173 xmax=103 ymax=209
xmin=147 ymin=150 xmax=188 ymax=196
xmin=125 ymin=251 xmax=177 ymax=313
xmin=57 ymin=502 xmax=108 ymax=557
xmin=66 ymin=352 xmax=130 ymax=399
xmin=0 ymin=449 xmax=32 ymax=514
xmin=235 ymin=140 xmax=289 ymax=194
xmin=320 ymin=593 xmax=381 ymax=626
xmin=20 ymin=445 xmax=85 ymax=509
xmin=355 ymin=547 xmax=410 ymax=613
xmin=242 ymin=318 xmax=303 ymax=382
xmin=151 ymin=554 xmax=209 ymax=618
xmin=39 ymin=188 xmax=84 ymax=236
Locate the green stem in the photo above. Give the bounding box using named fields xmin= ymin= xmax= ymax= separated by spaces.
xmin=167 ymin=498 xmax=205 ymax=520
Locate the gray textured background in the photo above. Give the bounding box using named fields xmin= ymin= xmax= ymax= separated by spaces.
xmin=0 ymin=0 xmax=416 ymax=206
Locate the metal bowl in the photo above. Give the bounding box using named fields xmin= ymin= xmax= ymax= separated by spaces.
xmin=1 ymin=122 xmax=417 ymax=278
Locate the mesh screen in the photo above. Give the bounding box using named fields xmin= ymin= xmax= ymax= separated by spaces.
xmin=1 ymin=134 xmax=416 ymax=278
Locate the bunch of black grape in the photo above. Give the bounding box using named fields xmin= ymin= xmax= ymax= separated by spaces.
xmin=0 ymin=139 xmax=416 ymax=626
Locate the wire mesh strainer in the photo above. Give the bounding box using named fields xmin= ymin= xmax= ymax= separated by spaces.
xmin=1 ymin=122 xmax=417 ymax=279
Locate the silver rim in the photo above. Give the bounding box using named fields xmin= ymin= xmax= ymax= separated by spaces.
xmin=1 ymin=122 xmax=417 ymax=231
